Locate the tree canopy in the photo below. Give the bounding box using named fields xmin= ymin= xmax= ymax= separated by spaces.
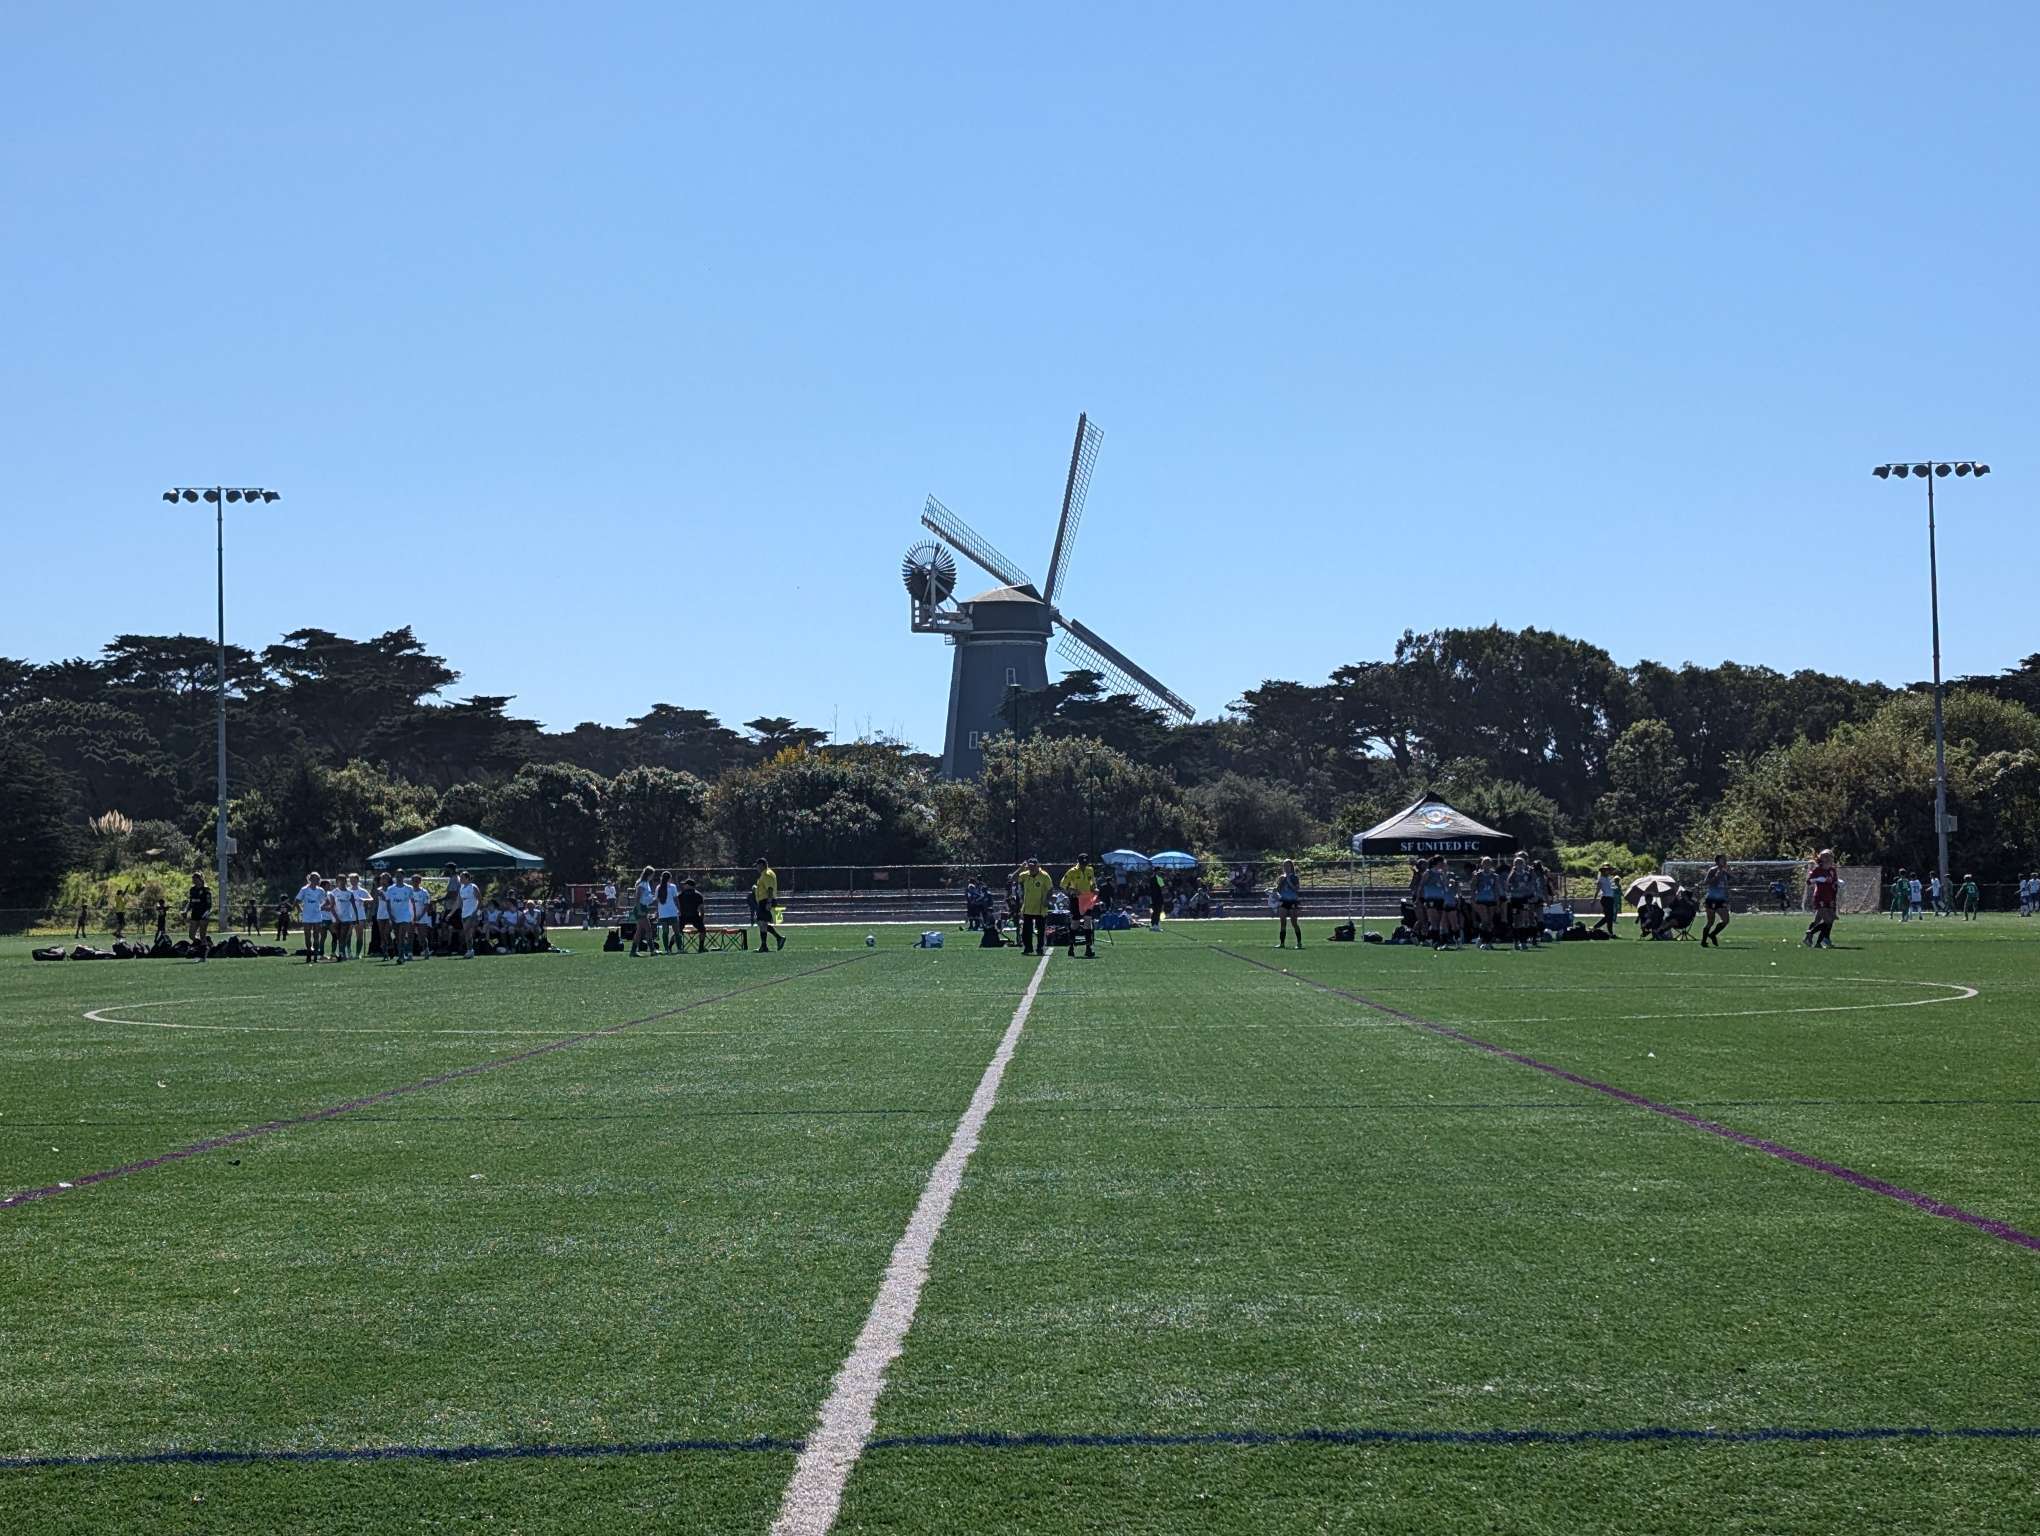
xmin=3 ymin=619 xmax=2034 ymax=896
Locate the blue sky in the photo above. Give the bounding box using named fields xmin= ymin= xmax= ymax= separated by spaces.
xmin=4 ymin=2 xmax=2032 ymax=752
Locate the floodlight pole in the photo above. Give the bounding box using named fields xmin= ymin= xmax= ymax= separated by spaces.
xmin=165 ymin=485 xmax=279 ymax=934
xmin=1875 ymin=461 xmax=1988 ymax=902
xmin=213 ymin=486 xmax=229 ymax=931
xmin=1925 ymin=470 xmax=1950 ymax=902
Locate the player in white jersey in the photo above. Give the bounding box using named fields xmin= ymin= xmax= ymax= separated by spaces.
xmin=458 ymin=871 xmax=481 ymax=958
xmin=385 ymin=871 xmax=415 ymax=962
xmin=326 ymin=878 xmax=351 ymax=961
xmin=408 ymin=875 xmax=434 ymax=959
xmin=296 ymin=873 xmax=329 ymax=966
xmin=344 ymin=874 xmax=369 ymax=958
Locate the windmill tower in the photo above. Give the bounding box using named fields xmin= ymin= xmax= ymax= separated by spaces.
xmin=903 ymin=414 xmax=1194 ymax=777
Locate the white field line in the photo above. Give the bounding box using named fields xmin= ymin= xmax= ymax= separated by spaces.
xmin=1453 ymin=977 xmax=1978 ymax=1028
xmin=76 ymin=976 xmax=1977 ymax=1038
xmin=771 ymin=949 xmax=1053 ymax=1536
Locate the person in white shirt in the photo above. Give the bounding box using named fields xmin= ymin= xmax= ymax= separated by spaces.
xmin=1592 ymin=863 xmax=1620 ymax=934
xmin=655 ymin=870 xmax=681 ymax=955
xmin=296 ymin=873 xmax=329 ymax=966
xmin=327 ymin=877 xmax=353 ymax=961
xmin=385 ymin=870 xmax=415 ymax=962
xmin=348 ymin=874 xmax=371 ymax=958
xmin=408 ymin=875 xmax=434 ymax=958
xmin=458 ymin=872 xmax=481 ymax=958
xmin=1907 ymin=876 xmax=1923 ymax=920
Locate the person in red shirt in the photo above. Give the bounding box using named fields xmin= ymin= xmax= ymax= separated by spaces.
xmin=1803 ymin=849 xmax=1839 ymax=949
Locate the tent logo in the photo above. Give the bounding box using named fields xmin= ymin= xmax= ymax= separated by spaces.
xmin=1419 ymin=807 xmax=1458 ymax=830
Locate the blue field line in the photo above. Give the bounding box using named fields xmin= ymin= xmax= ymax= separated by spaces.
xmin=8 ymin=1423 xmax=2040 ymax=1472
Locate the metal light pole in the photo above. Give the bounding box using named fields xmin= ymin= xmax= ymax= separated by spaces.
xmin=1872 ymin=461 xmax=1989 ymax=902
xmin=163 ymin=486 xmax=281 ymax=932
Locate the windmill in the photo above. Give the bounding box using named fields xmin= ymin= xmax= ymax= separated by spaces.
xmin=902 ymin=414 xmax=1194 ymax=778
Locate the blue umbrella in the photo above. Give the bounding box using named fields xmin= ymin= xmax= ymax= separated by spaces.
xmin=1149 ymin=850 xmax=1200 ymax=870
xmin=1100 ymin=849 xmax=1152 ymax=870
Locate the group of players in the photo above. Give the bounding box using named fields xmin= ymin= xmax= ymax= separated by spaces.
xmin=1406 ymin=852 xmax=1568 ymax=951
xmin=290 ymin=867 xmax=548 ymax=963
xmin=1885 ymin=870 xmax=1984 ymax=919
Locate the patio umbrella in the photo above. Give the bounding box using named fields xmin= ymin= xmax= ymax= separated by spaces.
xmin=1100 ymin=849 xmax=1152 ymax=870
xmin=1625 ymin=874 xmax=1678 ymax=905
xmin=1149 ymin=850 xmax=1200 ymax=871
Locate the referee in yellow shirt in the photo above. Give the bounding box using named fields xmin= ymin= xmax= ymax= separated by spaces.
xmin=1060 ymin=856 xmax=1097 ymax=958
xmin=1015 ymin=857 xmax=1053 ymax=956
xmin=753 ymin=858 xmax=785 ymax=952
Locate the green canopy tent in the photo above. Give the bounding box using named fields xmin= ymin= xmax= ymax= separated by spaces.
xmin=366 ymin=824 xmax=543 ymax=873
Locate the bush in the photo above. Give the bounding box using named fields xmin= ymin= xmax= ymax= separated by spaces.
xmin=1556 ymin=841 xmax=1658 ymax=879
xmin=50 ymin=861 xmax=195 ymax=927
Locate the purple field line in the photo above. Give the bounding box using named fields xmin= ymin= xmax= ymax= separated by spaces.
xmin=1 ymin=955 xmax=867 ymax=1213
xmin=1213 ymin=947 xmax=2040 ymax=1255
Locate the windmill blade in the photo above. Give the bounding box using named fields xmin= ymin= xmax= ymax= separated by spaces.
xmin=1055 ymin=615 xmax=1194 ymax=721
xmin=921 ymin=496 xmax=1036 ymax=593
xmin=1041 ymin=413 xmax=1102 ymax=607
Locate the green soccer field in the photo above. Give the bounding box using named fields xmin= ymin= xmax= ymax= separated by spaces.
xmin=3 ymin=915 xmax=2038 ymax=1534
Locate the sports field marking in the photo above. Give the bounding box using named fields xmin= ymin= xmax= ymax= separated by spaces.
xmin=9 ymin=1421 xmax=2040 ymax=1473
xmin=3 ymin=956 xmax=866 ymax=1212
xmin=1213 ymin=948 xmax=2040 ymax=1254
xmin=1456 ymin=976 xmax=1978 ymax=1028
xmin=771 ymin=949 xmax=1054 ymax=1536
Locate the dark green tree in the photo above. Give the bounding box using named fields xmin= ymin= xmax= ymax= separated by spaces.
xmin=0 ymin=735 xmax=78 ymax=912
xmin=604 ymin=766 xmax=711 ymax=869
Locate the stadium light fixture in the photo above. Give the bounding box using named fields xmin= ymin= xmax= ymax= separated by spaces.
xmin=1871 ymin=456 xmax=1991 ymax=907
xmin=161 ymin=484 xmax=282 ymax=940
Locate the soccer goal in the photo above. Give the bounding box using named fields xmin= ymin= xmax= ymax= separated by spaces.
xmin=1661 ymin=859 xmax=1882 ymax=914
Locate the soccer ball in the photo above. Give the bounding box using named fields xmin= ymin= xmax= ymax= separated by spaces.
xmin=865 ymin=934 xmax=876 ymax=947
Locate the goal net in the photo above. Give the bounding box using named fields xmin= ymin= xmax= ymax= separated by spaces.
xmin=1660 ymin=859 xmax=1882 ymax=915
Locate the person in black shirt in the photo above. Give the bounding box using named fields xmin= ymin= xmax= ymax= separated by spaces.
xmin=677 ymin=878 xmax=707 ymax=953
xmin=186 ymin=877 xmax=212 ymax=942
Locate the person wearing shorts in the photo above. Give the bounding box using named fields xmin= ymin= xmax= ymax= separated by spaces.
xmin=296 ymin=872 xmax=328 ymax=965
xmin=459 ymin=871 xmax=481 ymax=957
xmin=385 ymin=870 xmax=415 ymax=962
xmin=408 ymin=875 xmax=434 ymax=957
xmin=1593 ymin=864 xmax=1621 ymax=934
xmin=1504 ymin=855 xmax=1538 ymax=950
xmin=1700 ymin=854 xmax=1732 ymax=947
xmin=677 ymin=878 xmax=707 ymax=952
xmin=187 ymin=875 xmax=212 ymax=944
xmin=631 ymin=866 xmax=657 ymax=957
xmin=1804 ymin=849 xmax=1839 ymax=949
xmin=754 ymin=859 xmax=785 ymax=952
xmin=1274 ymin=858 xmax=1304 ymax=949
xmin=1470 ymin=857 xmax=1501 ymax=947
xmin=1419 ymin=857 xmax=1449 ymax=950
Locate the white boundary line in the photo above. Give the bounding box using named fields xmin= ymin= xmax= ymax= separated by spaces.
xmin=770 ymin=948 xmax=1053 ymax=1536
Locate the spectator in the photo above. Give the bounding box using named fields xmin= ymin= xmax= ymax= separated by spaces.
xmin=1592 ymin=864 xmax=1620 ymax=934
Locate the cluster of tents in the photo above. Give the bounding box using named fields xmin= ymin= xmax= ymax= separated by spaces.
xmin=1099 ymin=849 xmax=1201 ymax=872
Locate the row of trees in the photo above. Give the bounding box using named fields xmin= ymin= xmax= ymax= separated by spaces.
xmin=4 ymin=624 xmax=2038 ymax=911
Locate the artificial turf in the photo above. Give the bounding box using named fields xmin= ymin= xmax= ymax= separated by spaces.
xmin=2 ymin=914 xmax=2036 ymax=1532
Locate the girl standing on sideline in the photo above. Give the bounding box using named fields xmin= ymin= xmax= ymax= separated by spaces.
xmin=1275 ymin=859 xmax=1304 ymax=948
xmin=655 ymin=870 xmax=680 ymax=954
xmin=1700 ymin=854 xmax=1733 ymax=947
xmin=632 ymin=866 xmax=657 ymax=956
xmin=1592 ymin=864 xmax=1620 ymax=933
